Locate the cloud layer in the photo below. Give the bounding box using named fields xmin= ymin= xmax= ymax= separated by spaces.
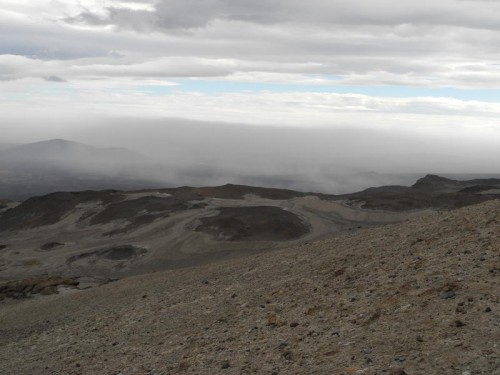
xmin=2 ymin=0 xmax=500 ymax=87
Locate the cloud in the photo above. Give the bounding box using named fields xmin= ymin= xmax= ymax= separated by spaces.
xmin=2 ymin=0 xmax=500 ymax=89
xmin=66 ymin=0 xmax=500 ymax=31
xmin=1 ymin=116 xmax=499 ymax=195
xmin=0 ymin=0 xmax=499 ymax=175
xmin=44 ymin=75 xmax=66 ymax=82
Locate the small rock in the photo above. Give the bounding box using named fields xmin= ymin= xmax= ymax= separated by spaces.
xmin=282 ymin=350 xmax=294 ymax=361
xmin=221 ymin=361 xmax=230 ymax=369
xmin=485 ymin=307 xmax=492 ymax=312
xmin=178 ymin=362 xmax=189 ymax=370
xmin=289 ymin=322 xmax=299 ymax=328
xmin=455 ymin=305 xmax=466 ymax=314
xmin=389 ymin=369 xmax=408 ymax=375
xmin=440 ymin=291 xmax=456 ymax=299
xmin=40 ymin=286 xmax=58 ymax=295
xmin=454 ymin=320 xmax=466 ymax=327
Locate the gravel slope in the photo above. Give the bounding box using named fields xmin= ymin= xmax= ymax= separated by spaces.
xmin=0 ymin=200 xmax=498 ymax=375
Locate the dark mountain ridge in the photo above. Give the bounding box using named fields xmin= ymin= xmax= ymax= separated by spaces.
xmin=337 ymin=173 xmax=500 ymax=211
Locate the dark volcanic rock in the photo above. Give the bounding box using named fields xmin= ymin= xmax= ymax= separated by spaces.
xmin=459 ymin=185 xmax=500 ymax=193
xmin=66 ymin=245 xmax=147 ymax=265
xmin=0 ymin=190 xmax=124 ymax=232
xmin=193 ymin=184 xmax=305 ymax=200
xmin=195 ymin=206 xmax=310 ymax=241
xmin=0 ymin=276 xmax=79 ymax=300
xmin=389 ymin=369 xmax=408 ymax=375
xmin=412 ymin=174 xmax=462 ymax=192
xmin=101 ymin=245 xmax=142 ymax=260
xmin=40 ymin=242 xmax=64 ymax=251
xmin=440 ymin=290 xmax=456 ymax=299
xmin=89 ymin=196 xmax=192 ymax=226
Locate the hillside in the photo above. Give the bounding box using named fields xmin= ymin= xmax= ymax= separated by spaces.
xmin=0 ymin=200 xmax=498 ymax=374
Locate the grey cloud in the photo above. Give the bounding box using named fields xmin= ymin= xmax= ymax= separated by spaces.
xmin=3 ymin=0 xmax=500 ymax=89
xmin=0 ymin=21 xmax=113 ymax=60
xmin=35 ymin=1 xmax=499 ymax=88
xmin=68 ymin=0 xmax=500 ymax=31
xmin=2 ymin=117 xmax=498 ymax=193
xmin=44 ymin=76 xmax=67 ymax=82
xmin=67 ymin=8 xmax=157 ymax=32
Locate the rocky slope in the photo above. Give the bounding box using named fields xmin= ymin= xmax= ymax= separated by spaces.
xmin=0 ymin=200 xmax=498 ymax=375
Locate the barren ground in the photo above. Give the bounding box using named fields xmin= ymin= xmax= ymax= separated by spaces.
xmin=0 ymin=200 xmax=498 ymax=375
xmin=0 ymin=192 xmax=417 ymax=282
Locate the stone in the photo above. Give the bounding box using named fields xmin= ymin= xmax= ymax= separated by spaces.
xmin=440 ymin=290 xmax=456 ymax=299
xmin=389 ymin=369 xmax=408 ymax=375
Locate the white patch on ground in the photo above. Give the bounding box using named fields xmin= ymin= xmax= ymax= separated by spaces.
xmin=123 ymin=192 xmax=172 ymax=200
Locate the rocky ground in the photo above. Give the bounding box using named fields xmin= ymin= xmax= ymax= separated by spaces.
xmin=0 ymin=200 xmax=498 ymax=375
xmin=0 ymin=187 xmax=414 ymax=282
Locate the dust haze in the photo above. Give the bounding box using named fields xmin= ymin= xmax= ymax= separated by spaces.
xmin=1 ymin=117 xmax=498 ymax=196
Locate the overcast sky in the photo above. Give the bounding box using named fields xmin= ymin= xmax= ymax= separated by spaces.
xmin=1 ymin=0 xmax=499 ymax=184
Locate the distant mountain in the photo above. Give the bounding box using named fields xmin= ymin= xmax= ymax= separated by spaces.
xmin=0 ymin=139 xmax=145 ymax=170
xmin=0 ymin=139 xmax=169 ymax=200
